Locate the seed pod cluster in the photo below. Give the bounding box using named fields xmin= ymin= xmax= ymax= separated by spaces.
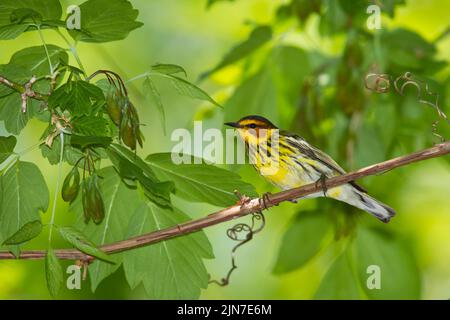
xmin=106 ymin=88 xmax=143 ymax=150
xmin=82 ymin=173 xmax=105 ymax=225
xmin=61 ymin=166 xmax=80 ymax=203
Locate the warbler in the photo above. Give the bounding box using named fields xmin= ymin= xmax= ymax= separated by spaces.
xmin=225 ymin=115 xmax=395 ymax=223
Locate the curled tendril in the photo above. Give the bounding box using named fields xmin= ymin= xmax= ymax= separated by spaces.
xmin=365 ymin=71 xmax=450 ymax=143
xmin=209 ymin=210 xmax=266 ymax=287
xmin=365 ymin=73 xmax=391 ymax=93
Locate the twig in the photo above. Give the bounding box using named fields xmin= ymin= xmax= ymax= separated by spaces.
xmin=0 ymin=141 xmax=450 ymax=261
xmin=365 ymin=71 xmax=450 ymax=142
xmin=0 ymin=75 xmax=48 ymax=103
xmin=21 ymin=76 xmax=38 ymax=112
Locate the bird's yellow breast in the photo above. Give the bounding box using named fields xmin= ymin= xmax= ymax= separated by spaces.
xmin=255 ymin=156 xmax=308 ymax=190
xmin=258 ymin=159 xmax=344 ymax=199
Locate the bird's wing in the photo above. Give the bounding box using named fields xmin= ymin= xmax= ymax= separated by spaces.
xmin=280 ymin=130 xmax=368 ymax=193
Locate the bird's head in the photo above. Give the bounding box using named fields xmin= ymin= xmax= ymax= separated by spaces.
xmin=225 ymin=115 xmax=278 ymax=144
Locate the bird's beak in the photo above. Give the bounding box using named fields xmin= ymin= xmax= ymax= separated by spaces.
xmin=224 ymin=122 xmax=240 ymax=128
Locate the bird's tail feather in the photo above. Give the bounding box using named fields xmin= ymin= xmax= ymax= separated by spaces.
xmin=334 ymin=185 xmax=396 ymax=223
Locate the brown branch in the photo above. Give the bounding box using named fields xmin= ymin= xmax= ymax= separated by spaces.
xmin=0 ymin=75 xmax=49 ymax=104
xmin=1 ymin=141 xmax=450 ymax=261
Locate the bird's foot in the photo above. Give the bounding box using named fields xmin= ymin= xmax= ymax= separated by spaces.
xmin=315 ymin=173 xmax=328 ymax=197
xmin=259 ymin=192 xmax=276 ymax=210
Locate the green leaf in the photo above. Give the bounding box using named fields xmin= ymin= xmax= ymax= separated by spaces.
xmin=0 ymin=93 xmax=43 ymax=134
xmin=9 ymin=45 xmax=68 ymax=77
xmin=0 ymin=161 xmax=49 ymax=243
xmin=273 ymin=211 xmax=331 ymax=274
xmin=107 ymin=144 xmax=173 ymax=207
xmin=381 ymin=28 xmax=445 ymax=74
xmin=45 ymin=248 xmax=63 ymax=298
xmin=0 ymin=64 xmax=30 ymax=98
xmin=319 ymin=0 xmax=347 ymax=35
xmin=0 ymin=24 xmax=28 ymax=40
xmin=68 ymin=0 xmax=144 ymax=43
xmin=315 ymin=251 xmax=361 ymax=300
xmin=40 ymin=134 xmax=84 ymax=165
xmin=353 ymin=227 xmax=421 ymax=299
xmin=200 ymin=25 xmax=272 ymax=80
xmin=8 ymin=244 xmax=21 ymax=258
xmin=3 ymin=45 xmax=69 ymax=94
xmin=123 ymin=202 xmax=213 ymax=299
xmin=170 ymin=75 xmax=221 ymax=107
xmin=2 ymin=220 xmax=42 ymax=245
xmin=0 ymin=135 xmax=17 ymax=164
xmin=143 ymin=76 xmax=166 ymax=134
xmin=70 ymin=134 xmax=112 ymax=149
xmin=152 ymin=72 xmax=221 ymax=107
xmin=48 ymin=80 xmax=105 ymax=116
xmin=71 ymin=166 xmax=142 ymax=291
xmin=71 ymin=116 xmax=110 ymax=137
xmin=146 ymin=153 xmax=257 ymax=207
xmin=58 ymin=227 xmax=115 ymax=263
xmin=151 ymin=63 xmax=187 ymax=77
xmin=10 ymin=8 xmax=42 ymax=24
xmin=0 ymin=0 xmax=62 ymax=40
xmin=290 ymin=0 xmax=320 ymax=23
xmin=108 ymin=144 xmax=158 ymax=181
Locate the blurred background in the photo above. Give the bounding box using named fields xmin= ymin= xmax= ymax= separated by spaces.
xmin=0 ymin=0 xmax=449 ymax=299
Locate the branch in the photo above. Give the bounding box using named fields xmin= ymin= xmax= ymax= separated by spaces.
xmin=1 ymin=141 xmax=450 ymax=261
xmin=0 ymin=75 xmax=49 ymax=106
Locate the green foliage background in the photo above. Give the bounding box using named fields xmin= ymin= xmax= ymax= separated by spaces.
xmin=0 ymin=0 xmax=450 ymax=299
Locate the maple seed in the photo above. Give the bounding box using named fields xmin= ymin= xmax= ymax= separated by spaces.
xmin=119 ymin=98 xmax=143 ymax=150
xmin=82 ymin=174 xmax=105 ymax=224
xmin=62 ymin=166 xmax=80 ymax=203
xmin=91 ymin=175 xmax=105 ymax=224
xmin=106 ymin=90 xmax=122 ymax=126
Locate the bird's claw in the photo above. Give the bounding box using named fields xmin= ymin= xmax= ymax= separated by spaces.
xmin=260 ymin=192 xmax=276 ymax=210
xmin=315 ymin=173 xmax=328 ymax=197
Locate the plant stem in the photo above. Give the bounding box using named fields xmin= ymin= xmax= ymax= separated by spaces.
xmin=48 ymin=133 xmax=65 ymax=244
xmin=0 ymin=76 xmax=49 ymax=101
xmin=37 ymin=25 xmax=54 ymax=74
xmin=56 ymin=29 xmax=86 ymax=75
xmin=125 ymin=72 xmax=150 ymax=83
xmin=126 ymin=72 xmax=178 ymax=83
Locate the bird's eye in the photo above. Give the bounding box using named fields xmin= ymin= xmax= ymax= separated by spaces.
xmin=249 ymin=123 xmax=257 ymax=129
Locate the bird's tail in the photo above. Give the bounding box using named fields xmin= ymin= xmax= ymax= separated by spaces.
xmin=333 ymin=185 xmax=396 ymax=223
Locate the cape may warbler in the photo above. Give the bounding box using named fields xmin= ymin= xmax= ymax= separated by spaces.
xmin=225 ymin=115 xmax=395 ymax=223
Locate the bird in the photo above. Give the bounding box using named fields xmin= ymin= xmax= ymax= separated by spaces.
xmin=225 ymin=115 xmax=396 ymax=223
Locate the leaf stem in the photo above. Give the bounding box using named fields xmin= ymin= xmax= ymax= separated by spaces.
xmin=55 ymin=29 xmax=86 ymax=76
xmin=126 ymin=72 xmax=180 ymax=83
xmin=48 ymin=133 xmax=65 ymax=244
xmin=125 ymin=72 xmax=151 ymax=83
xmin=36 ymin=25 xmax=54 ymax=74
